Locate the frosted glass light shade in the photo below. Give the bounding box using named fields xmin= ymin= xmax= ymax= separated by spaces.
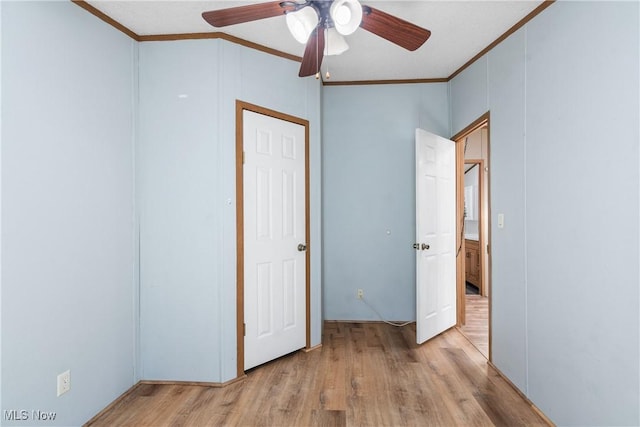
xmin=324 ymin=28 xmax=349 ymax=56
xmin=330 ymin=0 xmax=362 ymax=36
xmin=285 ymin=7 xmax=319 ymax=44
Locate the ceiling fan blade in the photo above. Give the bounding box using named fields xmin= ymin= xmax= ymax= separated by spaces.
xmin=360 ymin=6 xmax=431 ymax=51
xmin=202 ymin=1 xmax=294 ymax=27
xmin=299 ymin=26 xmax=325 ymax=77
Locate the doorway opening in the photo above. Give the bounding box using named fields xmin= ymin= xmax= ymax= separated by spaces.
xmin=453 ymin=113 xmax=491 ymax=359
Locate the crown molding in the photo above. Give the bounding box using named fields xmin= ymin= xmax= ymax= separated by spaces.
xmin=70 ymin=1 xmax=301 ymax=63
xmin=323 ymin=78 xmax=448 ymax=86
xmin=71 ymin=0 xmax=555 ymax=85
xmin=71 ymin=0 xmax=140 ymax=41
xmin=138 ymin=32 xmax=302 ymax=63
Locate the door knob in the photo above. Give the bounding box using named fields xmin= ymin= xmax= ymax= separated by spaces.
xmin=421 ymin=243 xmax=430 ymax=250
xmin=413 ymin=243 xmax=420 ymax=250
xmin=297 ymin=244 xmax=307 ymax=252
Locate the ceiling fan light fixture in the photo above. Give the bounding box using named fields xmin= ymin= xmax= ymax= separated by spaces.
xmin=285 ymin=6 xmax=319 ymax=44
xmin=330 ymin=0 xmax=363 ymax=36
xmin=324 ymin=28 xmax=349 ymax=56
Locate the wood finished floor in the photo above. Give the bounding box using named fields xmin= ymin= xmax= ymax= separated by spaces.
xmin=86 ymin=322 xmax=547 ymax=427
xmin=459 ymin=294 xmax=489 ymax=357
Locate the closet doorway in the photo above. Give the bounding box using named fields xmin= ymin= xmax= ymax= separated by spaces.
xmin=454 ymin=115 xmax=490 ymax=359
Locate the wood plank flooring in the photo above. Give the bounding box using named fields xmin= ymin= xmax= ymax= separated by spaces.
xmin=86 ymin=322 xmax=548 ymax=427
xmin=459 ymin=295 xmax=489 ymax=357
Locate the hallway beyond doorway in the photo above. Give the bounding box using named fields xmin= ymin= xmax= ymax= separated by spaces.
xmin=459 ymin=294 xmax=488 ymax=357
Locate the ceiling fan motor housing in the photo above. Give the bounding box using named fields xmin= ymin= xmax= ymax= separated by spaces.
xmin=203 ymin=0 xmax=431 ymax=77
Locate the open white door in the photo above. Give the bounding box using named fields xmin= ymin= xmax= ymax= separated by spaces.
xmin=415 ymin=129 xmax=456 ymax=344
xmin=243 ymin=110 xmax=307 ymax=370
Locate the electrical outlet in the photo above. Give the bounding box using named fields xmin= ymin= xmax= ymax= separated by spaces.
xmin=357 ymin=289 xmax=364 ymax=299
xmin=57 ymin=370 xmax=70 ymax=397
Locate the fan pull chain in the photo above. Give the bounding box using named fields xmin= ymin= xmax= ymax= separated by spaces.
xmin=324 ymin=27 xmax=330 ymax=80
xmin=315 ymin=26 xmax=320 ymax=79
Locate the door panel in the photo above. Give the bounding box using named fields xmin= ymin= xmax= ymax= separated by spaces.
xmin=256 ymin=168 xmax=272 ymax=240
xmin=416 ymin=129 xmax=457 ymax=344
xmin=256 ymin=262 xmax=272 ymax=336
xmin=243 ymin=110 xmax=306 ymax=370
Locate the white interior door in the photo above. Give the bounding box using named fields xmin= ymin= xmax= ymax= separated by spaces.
xmin=243 ymin=110 xmax=306 ymax=370
xmin=415 ymin=128 xmax=456 ymax=344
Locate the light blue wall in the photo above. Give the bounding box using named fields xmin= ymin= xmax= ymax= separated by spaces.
xmin=137 ymin=40 xmax=222 ymax=382
xmin=525 ymin=3 xmax=639 ymax=424
xmin=138 ymin=39 xmax=322 ymax=383
xmin=1 ymin=1 xmax=4 ymax=417
xmin=322 ymin=83 xmax=449 ymax=321
xmin=451 ymin=2 xmax=640 ymax=425
xmin=486 ymin=26 xmax=528 ymax=392
xmin=1 ymin=2 xmax=136 ymax=426
xmin=450 ymin=57 xmax=488 ymax=134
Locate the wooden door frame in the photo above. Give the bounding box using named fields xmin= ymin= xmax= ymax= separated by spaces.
xmin=235 ymin=100 xmax=311 ymax=378
xmin=452 ymin=112 xmax=491 ymax=360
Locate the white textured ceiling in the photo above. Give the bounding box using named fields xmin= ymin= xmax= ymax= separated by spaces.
xmin=85 ymin=0 xmax=545 ymax=82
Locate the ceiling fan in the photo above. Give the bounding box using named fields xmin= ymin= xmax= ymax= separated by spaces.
xmin=202 ymin=0 xmax=431 ymax=78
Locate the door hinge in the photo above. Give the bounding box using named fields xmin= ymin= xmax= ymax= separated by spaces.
xmin=242 ymin=151 xmax=245 ymax=164
xmin=243 ymin=323 xmax=246 ymax=337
